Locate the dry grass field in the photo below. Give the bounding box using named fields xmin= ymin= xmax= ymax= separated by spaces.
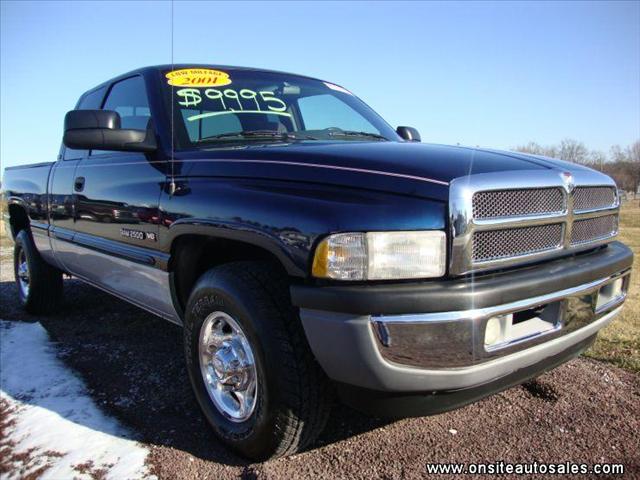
xmin=585 ymin=200 xmax=640 ymax=372
xmin=0 ymin=216 xmax=12 ymax=250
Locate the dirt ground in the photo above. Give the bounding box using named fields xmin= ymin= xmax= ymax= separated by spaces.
xmin=1 ymin=247 xmax=639 ymax=479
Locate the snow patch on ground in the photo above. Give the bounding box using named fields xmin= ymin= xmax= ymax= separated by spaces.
xmin=0 ymin=320 xmax=153 ymax=479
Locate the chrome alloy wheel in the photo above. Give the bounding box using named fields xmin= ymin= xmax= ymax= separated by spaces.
xmin=198 ymin=311 xmax=258 ymax=422
xmin=17 ymin=248 xmax=30 ymax=297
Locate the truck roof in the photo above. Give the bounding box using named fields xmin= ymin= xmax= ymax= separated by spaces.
xmin=84 ymin=64 xmax=330 ymax=96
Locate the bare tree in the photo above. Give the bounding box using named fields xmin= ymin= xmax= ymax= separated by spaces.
xmin=512 ymin=140 xmax=639 ymax=194
xmin=625 ymin=141 xmax=640 ymax=194
xmin=589 ymin=150 xmax=607 ymax=171
xmin=603 ymin=141 xmax=640 ymax=195
xmin=514 ymin=142 xmax=545 ymax=155
xmin=610 ymin=145 xmax=626 ymax=163
xmin=557 ymin=138 xmax=589 ymax=164
xmin=514 ymin=142 xmax=557 ymax=158
xmin=627 ymin=140 xmax=640 ymax=164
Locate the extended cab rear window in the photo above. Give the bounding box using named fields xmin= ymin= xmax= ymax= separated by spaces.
xmin=63 ymin=86 xmax=107 ymax=160
xmin=91 ymin=76 xmax=151 ymax=156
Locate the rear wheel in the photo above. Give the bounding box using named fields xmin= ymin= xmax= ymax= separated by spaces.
xmin=13 ymin=229 xmax=64 ymax=314
xmin=184 ymin=261 xmax=331 ymax=460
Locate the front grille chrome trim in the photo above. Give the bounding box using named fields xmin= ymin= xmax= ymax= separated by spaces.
xmin=449 ymin=169 xmax=619 ymax=276
xmin=472 ymin=212 xmax=567 ymax=228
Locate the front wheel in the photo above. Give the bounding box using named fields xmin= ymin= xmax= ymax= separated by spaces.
xmin=184 ymin=262 xmax=332 ymax=460
xmin=13 ymin=229 xmax=64 ymax=314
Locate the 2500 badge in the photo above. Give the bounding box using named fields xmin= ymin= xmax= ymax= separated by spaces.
xmin=120 ymin=228 xmax=157 ymax=242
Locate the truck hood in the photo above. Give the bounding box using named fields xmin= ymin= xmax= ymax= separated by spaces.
xmin=177 ymin=141 xmax=602 ymax=202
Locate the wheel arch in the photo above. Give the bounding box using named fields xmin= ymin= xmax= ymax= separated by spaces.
xmin=166 ymin=222 xmax=307 ymax=314
xmin=7 ymin=202 xmax=31 ymax=239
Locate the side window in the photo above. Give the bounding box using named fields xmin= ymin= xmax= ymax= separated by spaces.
xmin=298 ymin=94 xmax=379 ymax=133
xmin=92 ymin=76 xmax=151 ymax=156
xmin=63 ymin=87 xmax=106 ymax=160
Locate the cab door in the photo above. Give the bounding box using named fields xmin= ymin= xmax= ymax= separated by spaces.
xmin=67 ymin=75 xmax=177 ymax=321
xmin=49 ymin=86 xmax=107 ymax=271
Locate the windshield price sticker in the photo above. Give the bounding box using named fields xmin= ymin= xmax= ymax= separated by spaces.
xmin=166 ymin=68 xmax=232 ymax=87
xmin=177 ymin=88 xmax=292 ymax=121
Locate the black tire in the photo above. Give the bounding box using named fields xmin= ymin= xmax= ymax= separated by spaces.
xmin=13 ymin=229 xmax=64 ymax=314
xmin=184 ymin=261 xmax=332 ymax=460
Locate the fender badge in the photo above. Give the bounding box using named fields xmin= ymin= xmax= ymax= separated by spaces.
xmin=120 ymin=228 xmax=157 ymax=242
xmin=561 ymin=171 xmax=575 ymax=193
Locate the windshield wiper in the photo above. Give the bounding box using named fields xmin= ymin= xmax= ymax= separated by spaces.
xmin=197 ymin=130 xmax=317 ymax=143
xmin=327 ymin=130 xmax=388 ymax=141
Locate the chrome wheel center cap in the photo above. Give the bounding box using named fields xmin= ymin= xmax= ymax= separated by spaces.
xmin=211 ymin=339 xmax=252 ymax=389
xmin=17 ymin=250 xmax=30 ymax=297
xmin=198 ymin=312 xmax=257 ymax=422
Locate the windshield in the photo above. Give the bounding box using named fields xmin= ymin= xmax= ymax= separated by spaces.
xmin=163 ymin=67 xmax=400 ymax=149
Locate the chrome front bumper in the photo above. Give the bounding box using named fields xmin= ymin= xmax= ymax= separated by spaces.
xmin=299 ymin=267 xmax=631 ymax=393
xmin=371 ymin=271 xmax=630 ymax=369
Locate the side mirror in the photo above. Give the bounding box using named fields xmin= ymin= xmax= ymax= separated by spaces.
xmin=396 ymin=126 xmax=421 ymax=142
xmin=63 ymin=110 xmax=157 ymax=153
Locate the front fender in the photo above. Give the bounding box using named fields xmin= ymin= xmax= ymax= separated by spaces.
xmin=158 ymin=178 xmax=446 ymax=277
xmin=163 ymin=217 xmax=306 ymax=276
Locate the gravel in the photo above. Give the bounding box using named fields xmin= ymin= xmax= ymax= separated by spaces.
xmin=1 ymin=253 xmax=639 ymax=479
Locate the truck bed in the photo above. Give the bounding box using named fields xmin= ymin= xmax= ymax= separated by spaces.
xmin=4 ymin=161 xmax=56 ymax=171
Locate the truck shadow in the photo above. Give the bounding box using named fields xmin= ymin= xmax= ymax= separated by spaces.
xmin=0 ymin=278 xmax=391 ymax=466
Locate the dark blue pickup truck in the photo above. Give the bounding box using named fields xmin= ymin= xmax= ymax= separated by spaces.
xmin=2 ymin=65 xmax=633 ymax=460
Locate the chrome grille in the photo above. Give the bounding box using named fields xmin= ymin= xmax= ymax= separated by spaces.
xmin=573 ymin=187 xmax=617 ymax=212
xmin=473 ymin=188 xmax=564 ymax=219
xmin=571 ymin=215 xmax=618 ymax=245
xmin=472 ymin=224 xmax=564 ymax=262
xmin=449 ymin=170 xmax=620 ymax=276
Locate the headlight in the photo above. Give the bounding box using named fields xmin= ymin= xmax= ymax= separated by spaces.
xmin=312 ymin=231 xmax=446 ymax=280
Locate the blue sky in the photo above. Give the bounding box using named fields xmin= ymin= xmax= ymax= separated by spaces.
xmin=1 ymin=0 xmax=639 ymax=169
